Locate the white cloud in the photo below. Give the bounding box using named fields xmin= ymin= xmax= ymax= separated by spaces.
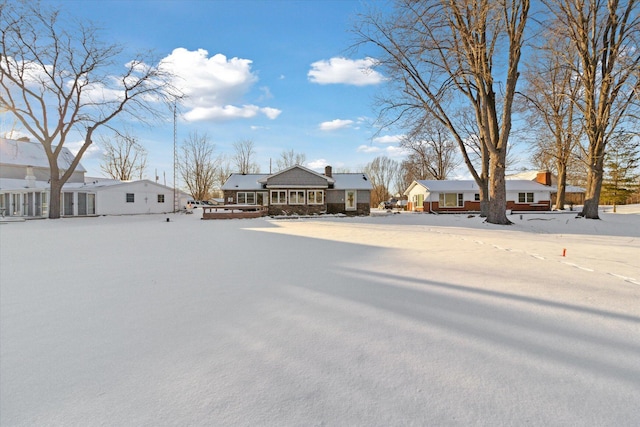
xmin=373 ymin=134 xmax=404 ymax=144
xmin=160 ymin=48 xmax=279 ymax=122
xmin=386 ymin=146 xmax=410 ymax=157
xmin=307 ymin=158 xmax=329 ymax=169
xmin=261 ymin=107 xmax=282 ymax=120
xmin=66 ymin=139 xmax=102 ymax=159
xmin=357 ymin=145 xmax=380 ymax=154
xmin=319 ymin=119 xmax=354 ymax=131
xmin=308 ymin=57 xmax=385 ymax=86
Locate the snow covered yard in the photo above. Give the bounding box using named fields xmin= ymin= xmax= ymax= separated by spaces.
xmin=1 ymin=208 xmax=639 ymax=426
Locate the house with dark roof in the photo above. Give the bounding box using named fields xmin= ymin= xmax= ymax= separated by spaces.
xmin=221 ymin=165 xmax=372 ymax=216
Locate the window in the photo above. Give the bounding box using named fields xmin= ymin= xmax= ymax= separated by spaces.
xmin=289 ymin=190 xmax=305 ymax=205
xmin=308 ymin=190 xmax=324 ymax=205
xmin=439 ymin=193 xmax=463 ymax=207
xmin=126 ymin=193 xmax=135 ymax=203
xmin=518 ymin=192 xmax=534 ymax=203
xmin=271 ymin=190 xmax=287 ymax=204
xmin=157 ymin=194 xmax=165 ymax=203
xmin=474 ymin=193 xmax=480 ymax=201
xmin=237 ymin=192 xmax=256 ymax=204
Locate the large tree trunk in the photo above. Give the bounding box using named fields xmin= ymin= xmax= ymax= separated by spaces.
xmin=579 ymin=142 xmax=606 ymax=219
xmin=479 ymin=180 xmax=489 ymax=218
xmin=48 ymin=177 xmax=62 ymax=219
xmin=555 ymin=163 xmax=567 ymax=210
xmin=580 ymin=169 xmax=603 ymax=219
xmin=486 ymin=155 xmax=511 ymax=225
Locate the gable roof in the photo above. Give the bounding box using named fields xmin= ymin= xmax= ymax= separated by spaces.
xmin=257 ymin=164 xmax=335 ymax=186
xmin=222 ymin=166 xmax=373 ymax=191
xmin=0 ymin=138 xmax=86 ymax=172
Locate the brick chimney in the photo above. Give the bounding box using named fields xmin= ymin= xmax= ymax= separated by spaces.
xmin=536 ymin=170 xmax=552 ymax=186
xmin=325 ymin=165 xmax=332 ymax=178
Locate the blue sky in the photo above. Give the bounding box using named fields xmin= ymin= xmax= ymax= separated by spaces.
xmin=55 ymin=0 xmax=408 ymax=180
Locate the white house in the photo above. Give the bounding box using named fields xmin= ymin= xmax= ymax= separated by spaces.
xmin=0 ymin=137 xmax=187 ymax=217
xmin=404 ymin=179 xmax=553 ymax=213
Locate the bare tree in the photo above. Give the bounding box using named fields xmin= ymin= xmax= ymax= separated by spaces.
xmin=100 ymin=131 xmax=147 ymax=181
xmin=520 ymin=36 xmax=584 ymax=209
xmin=355 ymin=0 xmax=530 ymax=224
xmin=364 ymin=156 xmax=400 ymax=207
xmin=543 ymin=0 xmax=640 ymax=219
xmin=0 ymin=2 xmax=178 ymax=218
xmin=276 ymin=149 xmax=306 ymax=171
xmin=212 ymin=157 xmax=234 ymax=199
xmin=400 ymin=119 xmax=460 ymax=180
xmin=233 ymin=139 xmax=260 ymax=174
xmin=178 ymin=132 xmax=219 ymax=202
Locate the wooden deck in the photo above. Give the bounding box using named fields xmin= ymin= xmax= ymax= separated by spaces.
xmin=202 ymin=205 xmax=268 ymax=220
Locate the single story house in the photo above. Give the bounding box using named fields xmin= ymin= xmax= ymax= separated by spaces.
xmin=221 ymin=165 xmax=372 ymax=216
xmin=507 ymin=170 xmax=585 ymax=207
xmin=404 ymin=179 xmax=554 ymax=213
xmin=0 ymin=137 xmax=189 ymax=217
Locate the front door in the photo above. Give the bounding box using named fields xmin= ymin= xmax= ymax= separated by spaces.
xmin=345 ymin=190 xmax=356 ymax=211
xmin=256 ymin=191 xmax=268 ymax=206
xmin=63 ymin=192 xmax=74 ymax=216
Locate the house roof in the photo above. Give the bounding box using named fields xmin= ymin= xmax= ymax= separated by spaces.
xmin=221 ymin=174 xmax=267 ymax=191
xmin=257 ymin=164 xmax=336 ymax=185
xmin=0 ymin=137 xmax=86 ymax=172
xmin=404 ymin=179 xmax=553 ymax=195
xmin=222 ymin=170 xmax=373 ymax=191
xmin=333 ymin=173 xmax=373 ymax=190
xmin=0 ymin=177 xmax=187 ymax=195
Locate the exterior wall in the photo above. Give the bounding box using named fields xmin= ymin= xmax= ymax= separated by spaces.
xmin=427 ymin=201 xmax=482 ymax=213
xmin=96 ymin=182 xmax=174 ymax=215
xmin=326 ymin=189 xmax=370 ymax=216
xmin=408 ymin=187 xmax=551 ymax=213
xmin=506 ymin=200 xmax=551 ymax=211
xmin=223 ymin=188 xmax=371 ymax=216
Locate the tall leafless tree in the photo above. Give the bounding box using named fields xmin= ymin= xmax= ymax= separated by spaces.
xmin=400 ymin=119 xmax=460 ymax=181
xmin=364 ymin=156 xmax=400 ymax=206
xmin=178 ymin=132 xmax=220 ymax=202
xmin=355 ymin=0 xmax=530 ymax=224
xmin=520 ymin=36 xmax=584 ymax=209
xmin=233 ymin=139 xmax=260 ymax=174
xmin=543 ymin=0 xmax=640 ymax=219
xmin=100 ymin=131 xmax=148 ymax=181
xmin=0 ymin=1 xmax=179 ymax=218
xmin=276 ymin=149 xmax=306 ymax=171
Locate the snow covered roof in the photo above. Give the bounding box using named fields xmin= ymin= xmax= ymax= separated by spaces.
xmin=406 ymin=179 xmax=553 ymax=195
xmin=333 ymin=173 xmax=373 ymax=190
xmin=222 ymin=172 xmax=373 ymax=191
xmin=221 ymin=174 xmax=267 ymax=191
xmin=0 ymin=178 xmax=50 ymax=191
xmin=0 ymin=138 xmax=86 ymax=172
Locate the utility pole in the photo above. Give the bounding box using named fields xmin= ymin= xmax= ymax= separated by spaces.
xmin=173 ymin=103 xmax=178 ymax=212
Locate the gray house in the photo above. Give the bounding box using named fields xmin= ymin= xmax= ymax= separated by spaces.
xmin=222 ymin=165 xmax=372 ymax=216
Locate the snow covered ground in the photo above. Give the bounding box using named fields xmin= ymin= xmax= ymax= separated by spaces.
xmin=1 ymin=207 xmax=639 ymax=426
